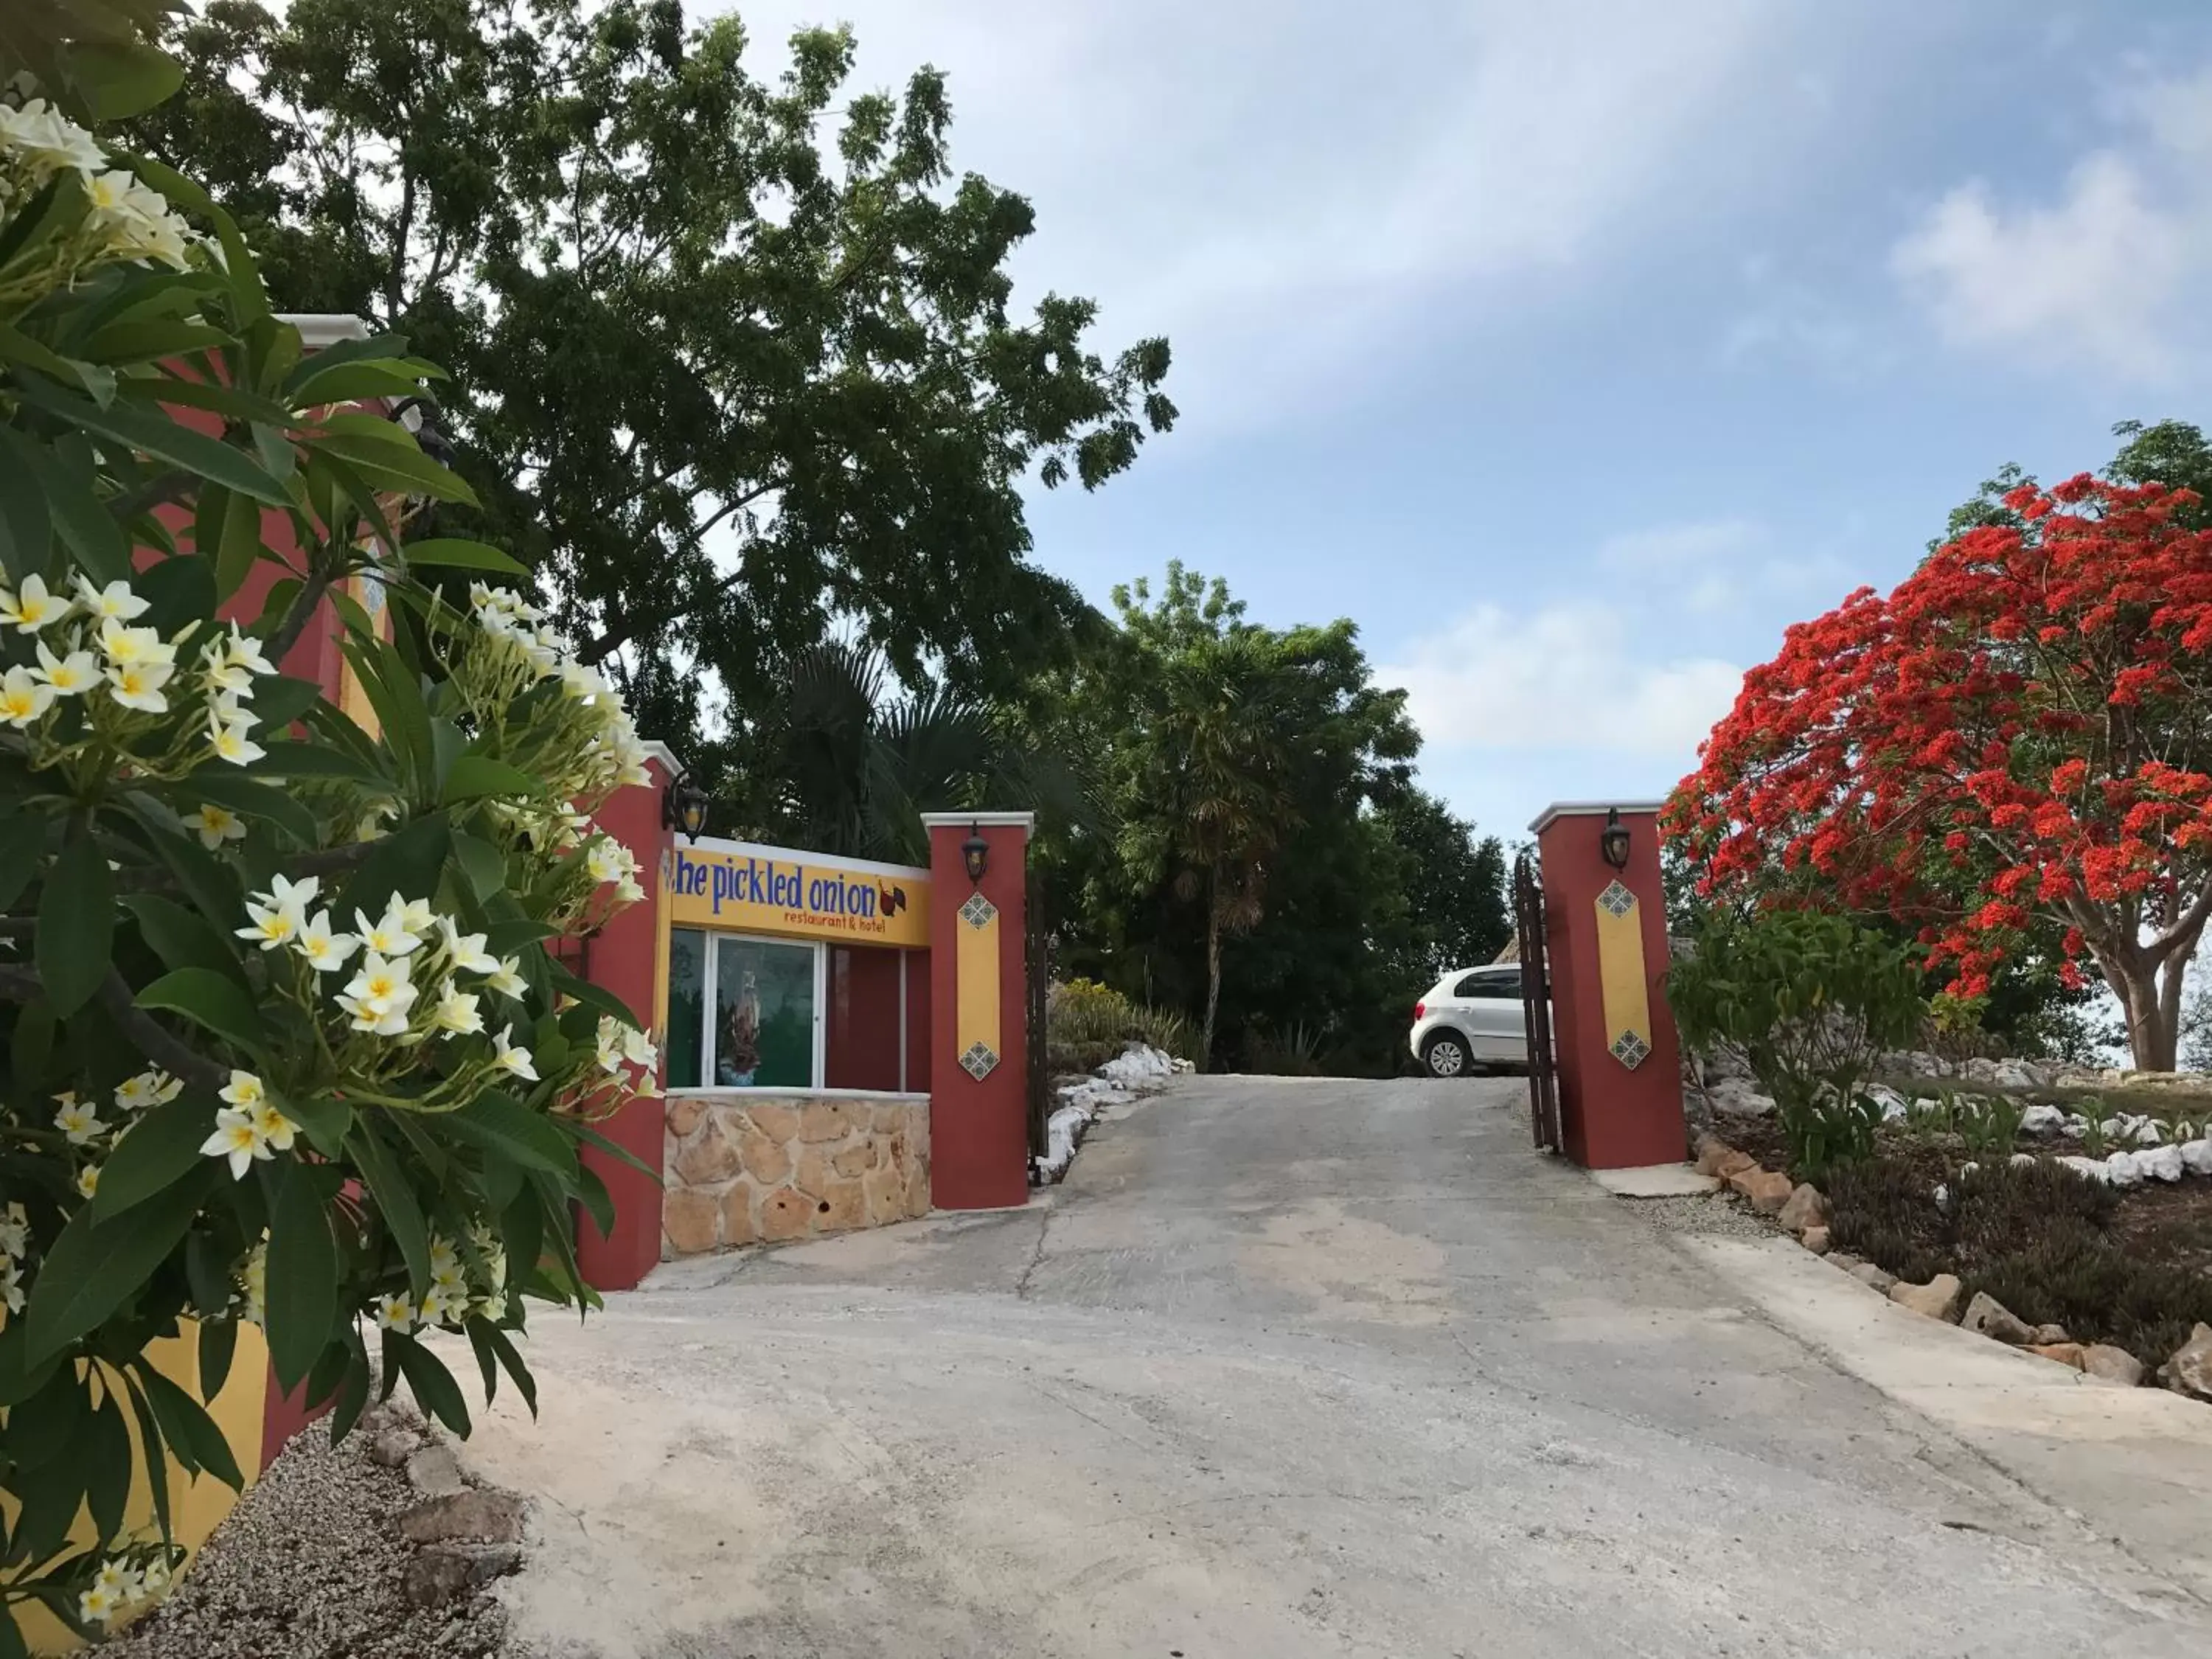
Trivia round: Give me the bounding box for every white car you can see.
[1410,964,1531,1077]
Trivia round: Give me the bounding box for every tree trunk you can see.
[1201,895,1223,1075]
[2107,957,2180,1073]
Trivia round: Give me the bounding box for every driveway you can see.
[458,1077,2209,1657]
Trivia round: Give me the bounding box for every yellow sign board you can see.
[664,838,931,947]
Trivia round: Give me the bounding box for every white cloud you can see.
[1379,600,1742,758]
[712,1,1786,431]
[1889,66,2212,378]
[1596,518,1762,574]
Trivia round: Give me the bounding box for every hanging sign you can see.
[663,838,931,947]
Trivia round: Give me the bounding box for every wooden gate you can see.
[1512,847,1562,1152]
[1026,861,1051,1172]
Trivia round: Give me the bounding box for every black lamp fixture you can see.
[1599,806,1632,871]
[662,774,709,841]
[961,821,991,885]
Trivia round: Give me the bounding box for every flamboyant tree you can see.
[1668,474,2212,1071]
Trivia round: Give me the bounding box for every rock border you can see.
[1035,1043,1187,1183]
[1692,1131,2212,1406]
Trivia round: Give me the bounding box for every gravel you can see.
[104,1407,513,1659]
[1627,1189,1781,1239]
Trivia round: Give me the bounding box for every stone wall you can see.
[661,1094,931,1257]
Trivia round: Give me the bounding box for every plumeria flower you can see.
[585,838,636,886]
[77,1582,122,1627]
[373,1292,420,1333]
[491,1025,539,1082]
[70,575,149,622]
[430,981,484,1038]
[208,706,265,765]
[192,802,248,851]
[218,1071,266,1111]
[32,639,97,696]
[337,951,417,1035]
[74,1164,100,1199]
[437,919,502,975]
[115,1069,182,1112]
[97,619,172,668]
[250,1101,299,1155]
[218,625,276,679]
[0,574,68,633]
[417,1284,458,1328]
[1,1255,24,1313]
[0,1203,27,1259]
[295,910,360,974]
[621,1025,659,1071]
[106,657,174,714]
[240,1243,268,1326]
[0,99,107,177]
[353,904,424,957]
[484,956,529,1000]
[201,637,255,695]
[594,1016,626,1075]
[238,892,303,951]
[0,666,53,727]
[55,1096,104,1144]
[389,894,437,936]
[199,1105,277,1180]
[268,872,320,913]
[91,1559,143,1606]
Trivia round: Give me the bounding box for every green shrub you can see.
[1242,1021,1323,1077]
[1669,911,1927,1182]
[1045,978,1192,1072]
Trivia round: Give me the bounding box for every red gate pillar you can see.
[921,812,1034,1209]
[573,745,680,1290]
[1531,801,1686,1169]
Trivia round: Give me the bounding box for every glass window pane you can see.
[714,937,815,1089]
[667,929,705,1088]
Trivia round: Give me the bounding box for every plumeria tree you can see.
[1669,473,2212,1072]
[0,29,656,1648]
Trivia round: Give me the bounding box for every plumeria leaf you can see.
[136,1363,246,1490]
[136,967,268,1055]
[264,1161,338,1392]
[10,374,288,505]
[246,740,392,785]
[0,425,55,583]
[334,811,450,931]
[401,538,529,577]
[23,1170,216,1365]
[92,1095,219,1222]
[386,1329,471,1437]
[84,1388,133,1540]
[445,1091,578,1181]
[348,1124,431,1302]
[198,1315,238,1400]
[38,836,114,1018]
[122,894,251,987]
[548,964,642,1032]
[443,754,539,806]
[282,1094,354,1160]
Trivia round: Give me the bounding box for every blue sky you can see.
[714,1,2212,844]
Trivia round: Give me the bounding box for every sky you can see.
[707,0,2212,845]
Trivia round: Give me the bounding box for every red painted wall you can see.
[926,822,1030,1209]
[826,945,903,1092]
[1534,808,1686,1170]
[574,760,676,1290]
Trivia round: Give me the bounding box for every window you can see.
[1458,970,1520,1000]
[667,929,706,1088]
[712,936,817,1088]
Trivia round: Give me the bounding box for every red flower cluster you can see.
[1664,477,2212,999]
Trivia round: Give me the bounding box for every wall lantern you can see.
[961,822,991,885]
[1599,806,1632,871]
[662,774,709,841]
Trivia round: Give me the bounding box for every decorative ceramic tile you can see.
[960,1040,1000,1079]
[1610,1029,1651,1070]
[1597,880,1636,919]
[959,892,998,929]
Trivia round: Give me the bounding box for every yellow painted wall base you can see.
[6,1322,271,1654]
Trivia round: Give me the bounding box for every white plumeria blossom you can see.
[250,1101,298,1155]
[389,894,437,936]
[238,894,302,950]
[70,575,148,622]
[0,1203,28,1260]
[594,1016,625,1075]
[97,619,172,669]
[0,1256,22,1315]
[105,657,173,714]
[295,909,360,974]
[240,1241,268,1326]
[430,981,484,1038]
[491,1024,538,1081]
[354,900,425,957]
[54,1096,103,1144]
[218,1071,265,1111]
[114,1069,182,1113]
[32,639,97,695]
[438,919,501,975]
[374,1292,419,1333]
[0,99,107,178]
[74,1165,99,1199]
[0,665,52,727]
[199,1105,279,1179]
[77,1582,121,1627]
[337,950,417,1035]
[208,706,265,765]
[268,872,319,913]
[620,1025,659,1071]
[0,573,68,633]
[484,956,528,1000]
[192,801,247,850]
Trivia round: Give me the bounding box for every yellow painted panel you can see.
[1593,890,1653,1067]
[334,574,388,742]
[666,840,931,947]
[7,1321,271,1653]
[955,900,1001,1068]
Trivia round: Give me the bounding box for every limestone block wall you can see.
[661,1094,931,1256]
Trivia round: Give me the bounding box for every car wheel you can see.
[1422,1032,1469,1078]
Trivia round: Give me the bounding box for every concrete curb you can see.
[1677,1234,2212,1608]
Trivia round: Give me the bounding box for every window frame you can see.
[672,928,827,1093]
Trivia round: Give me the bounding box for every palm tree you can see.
[767,642,1095,864]
[1124,632,1300,1068]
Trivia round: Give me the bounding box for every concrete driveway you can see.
[457,1077,2211,1657]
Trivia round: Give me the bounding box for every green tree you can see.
[733,641,1095,866]
[1371,791,1511,981]
[124,0,1174,757]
